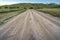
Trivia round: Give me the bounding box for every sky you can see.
[0,0,60,5]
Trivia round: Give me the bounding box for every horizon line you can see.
[0,2,60,6]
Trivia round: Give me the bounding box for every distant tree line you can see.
[0,3,60,9]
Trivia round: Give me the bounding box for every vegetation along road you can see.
[0,9,60,40]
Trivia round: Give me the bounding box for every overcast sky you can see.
[0,0,60,5]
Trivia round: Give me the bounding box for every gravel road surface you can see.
[0,9,60,40]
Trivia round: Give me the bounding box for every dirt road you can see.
[0,9,60,40]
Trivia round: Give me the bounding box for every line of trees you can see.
[0,3,60,9]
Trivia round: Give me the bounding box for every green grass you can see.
[37,8,60,17]
[0,9,26,25]
[0,8,21,13]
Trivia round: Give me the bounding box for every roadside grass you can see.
[0,9,26,25]
[0,8,22,13]
[37,8,60,17]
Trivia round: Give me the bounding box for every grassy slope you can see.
[0,9,19,13]
[0,9,26,25]
[37,8,60,17]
